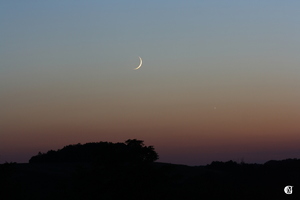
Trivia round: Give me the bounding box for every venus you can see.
[134,57,142,70]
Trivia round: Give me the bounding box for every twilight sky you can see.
[1,1,300,165]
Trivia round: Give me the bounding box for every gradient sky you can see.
[1,1,300,165]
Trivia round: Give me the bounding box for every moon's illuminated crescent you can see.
[134,57,142,70]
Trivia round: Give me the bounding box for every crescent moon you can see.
[134,57,142,70]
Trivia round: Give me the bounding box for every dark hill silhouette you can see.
[29,139,159,165]
[2,139,300,199]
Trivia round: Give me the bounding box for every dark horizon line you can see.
[2,157,300,167]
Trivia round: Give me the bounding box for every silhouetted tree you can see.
[125,139,159,164]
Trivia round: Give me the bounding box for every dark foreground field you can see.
[1,160,300,200]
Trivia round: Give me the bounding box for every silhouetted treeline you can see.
[3,140,300,199]
[207,160,261,172]
[29,139,158,165]
[207,158,300,172]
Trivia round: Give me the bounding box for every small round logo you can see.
[284,186,293,194]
